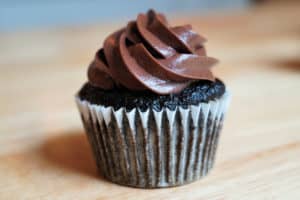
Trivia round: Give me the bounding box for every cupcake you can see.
[76,10,230,188]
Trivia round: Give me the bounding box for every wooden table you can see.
[1,2,300,199]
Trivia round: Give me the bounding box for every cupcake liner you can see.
[76,91,230,188]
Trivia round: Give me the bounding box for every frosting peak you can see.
[88,10,218,94]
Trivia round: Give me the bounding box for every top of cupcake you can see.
[88,10,218,95]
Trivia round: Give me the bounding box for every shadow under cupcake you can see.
[76,10,230,188]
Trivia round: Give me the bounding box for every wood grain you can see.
[0,2,300,200]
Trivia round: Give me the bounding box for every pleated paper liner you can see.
[76,91,230,188]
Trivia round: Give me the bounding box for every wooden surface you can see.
[1,2,300,200]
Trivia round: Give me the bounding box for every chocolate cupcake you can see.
[76,10,230,188]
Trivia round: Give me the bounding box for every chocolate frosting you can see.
[88,10,218,94]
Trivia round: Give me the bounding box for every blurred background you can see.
[2,0,297,31]
[0,0,300,199]
[1,0,250,32]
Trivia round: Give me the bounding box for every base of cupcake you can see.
[76,92,230,188]
[107,168,214,188]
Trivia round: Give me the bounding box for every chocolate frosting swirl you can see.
[88,10,218,94]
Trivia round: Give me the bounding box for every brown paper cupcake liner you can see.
[76,91,230,188]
